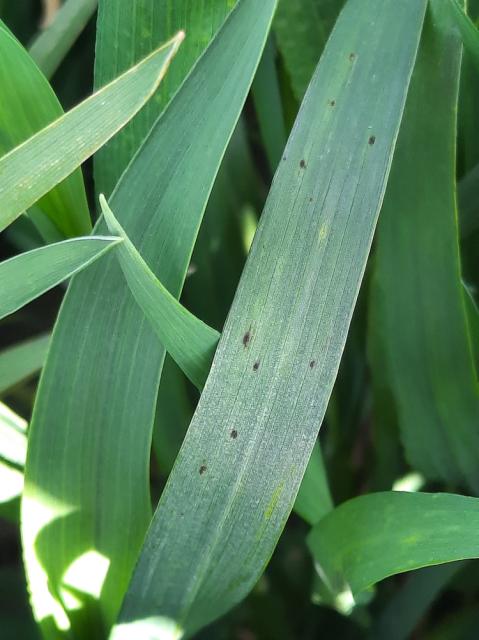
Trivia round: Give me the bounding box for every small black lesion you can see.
[328,99,336,107]
[309,360,316,369]
[253,361,260,371]
[349,52,356,61]
[230,429,238,439]
[368,135,376,146]
[309,197,314,203]
[199,464,207,475]
[243,330,251,348]
[300,159,306,169]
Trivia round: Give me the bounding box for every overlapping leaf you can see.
[0,33,182,233]
[371,0,479,490]
[0,19,90,237]
[114,1,427,637]
[23,1,277,635]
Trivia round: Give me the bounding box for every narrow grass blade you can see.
[293,442,333,525]
[0,33,183,234]
[252,37,287,172]
[372,0,479,490]
[459,164,479,237]
[371,563,465,640]
[94,0,235,197]
[23,1,277,636]
[308,492,479,598]
[0,19,90,237]
[114,1,427,636]
[0,334,50,395]
[29,0,98,79]
[447,0,479,69]
[0,237,121,322]
[100,196,220,390]
[274,0,344,101]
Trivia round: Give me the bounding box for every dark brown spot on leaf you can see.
[253,361,260,371]
[300,159,306,169]
[369,135,376,146]
[329,99,336,107]
[230,429,238,439]
[199,465,207,475]
[243,331,251,348]
[349,52,356,61]
[309,360,316,369]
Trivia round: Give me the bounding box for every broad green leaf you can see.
[308,492,479,597]
[23,1,277,636]
[0,19,90,237]
[101,196,335,525]
[0,237,121,322]
[0,33,183,234]
[94,0,235,197]
[372,0,479,490]
[274,0,344,101]
[100,196,220,390]
[29,0,98,80]
[114,1,427,636]
[0,334,50,395]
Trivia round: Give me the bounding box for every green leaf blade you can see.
[0,237,121,322]
[308,492,479,597]
[0,33,183,234]
[115,0,427,636]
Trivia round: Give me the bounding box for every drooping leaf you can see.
[371,0,479,491]
[114,1,427,637]
[308,492,479,598]
[0,237,121,322]
[0,334,50,395]
[0,33,183,234]
[100,195,220,391]
[94,0,235,197]
[0,19,90,237]
[23,1,277,636]
[29,0,98,80]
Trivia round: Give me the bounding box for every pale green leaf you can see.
[0,32,183,234]
[0,19,90,237]
[0,237,121,322]
[29,0,98,79]
[23,1,277,635]
[115,1,427,636]
[0,334,50,395]
[308,492,479,597]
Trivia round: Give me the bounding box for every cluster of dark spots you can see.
[300,159,307,169]
[368,135,376,146]
[349,52,356,61]
[309,360,316,369]
[199,464,207,475]
[253,361,260,371]
[328,99,336,107]
[242,330,251,348]
[230,429,238,439]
